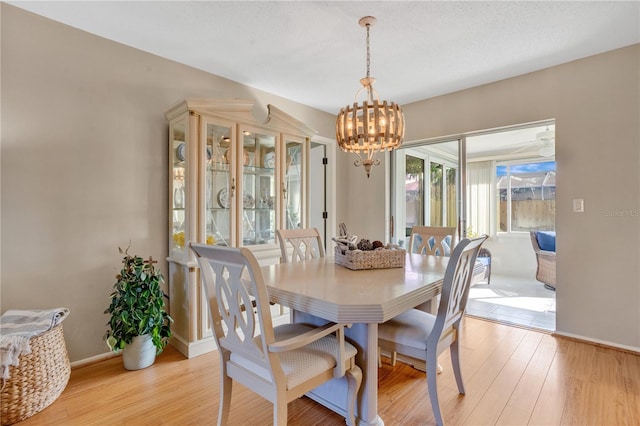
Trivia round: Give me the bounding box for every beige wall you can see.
[0,5,336,361]
[346,44,640,351]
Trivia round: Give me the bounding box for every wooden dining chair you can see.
[276,228,325,263]
[189,243,362,426]
[408,226,457,256]
[378,235,488,426]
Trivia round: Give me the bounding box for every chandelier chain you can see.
[365,24,371,78]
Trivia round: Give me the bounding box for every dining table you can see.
[260,253,449,426]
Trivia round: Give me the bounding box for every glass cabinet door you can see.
[241,129,277,246]
[284,136,306,230]
[204,121,233,247]
[170,118,187,259]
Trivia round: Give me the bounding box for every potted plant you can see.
[104,245,173,370]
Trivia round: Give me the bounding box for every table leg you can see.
[343,323,385,426]
[360,322,385,426]
[293,312,384,425]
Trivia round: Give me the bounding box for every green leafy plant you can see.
[104,245,173,354]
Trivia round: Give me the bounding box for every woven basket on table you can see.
[1,324,70,425]
[334,246,406,270]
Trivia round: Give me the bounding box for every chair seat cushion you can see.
[231,323,357,389]
[378,309,437,351]
[473,260,487,274]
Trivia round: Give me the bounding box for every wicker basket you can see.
[1,324,70,425]
[334,246,406,270]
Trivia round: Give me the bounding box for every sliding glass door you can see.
[391,139,463,247]
[391,124,556,332]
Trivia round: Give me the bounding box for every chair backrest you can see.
[429,235,488,348]
[189,243,280,377]
[276,228,325,263]
[408,226,457,256]
[530,231,542,253]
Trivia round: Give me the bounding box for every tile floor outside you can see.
[466,273,556,332]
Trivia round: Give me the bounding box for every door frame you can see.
[390,137,466,245]
[309,135,336,250]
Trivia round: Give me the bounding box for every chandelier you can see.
[336,16,405,178]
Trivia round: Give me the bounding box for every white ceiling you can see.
[8,1,640,115]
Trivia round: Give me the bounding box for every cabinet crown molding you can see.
[165,99,317,137]
[265,104,317,137]
[165,98,257,122]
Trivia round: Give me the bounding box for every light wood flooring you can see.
[16,316,640,425]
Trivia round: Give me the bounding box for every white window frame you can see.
[496,157,556,234]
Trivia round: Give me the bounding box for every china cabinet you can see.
[165,99,315,357]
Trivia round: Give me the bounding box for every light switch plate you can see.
[573,198,584,213]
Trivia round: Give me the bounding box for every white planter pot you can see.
[122,334,156,370]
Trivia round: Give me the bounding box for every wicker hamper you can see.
[1,324,70,425]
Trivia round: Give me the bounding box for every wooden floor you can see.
[16,316,640,425]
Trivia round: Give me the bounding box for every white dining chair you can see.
[276,228,325,263]
[189,243,362,426]
[275,228,326,322]
[379,225,458,369]
[378,235,488,426]
[408,226,457,256]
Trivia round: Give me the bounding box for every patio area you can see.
[466,273,556,332]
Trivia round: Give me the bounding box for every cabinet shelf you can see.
[243,166,275,174]
[207,207,274,212]
[207,163,230,172]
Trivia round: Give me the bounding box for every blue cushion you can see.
[477,257,490,266]
[536,231,556,252]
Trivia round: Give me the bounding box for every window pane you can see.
[498,161,555,232]
[446,167,457,227]
[430,162,443,226]
[405,155,424,236]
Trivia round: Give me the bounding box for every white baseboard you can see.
[554,330,640,354]
[70,351,119,369]
[70,313,294,368]
[69,336,216,369]
[169,334,217,358]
